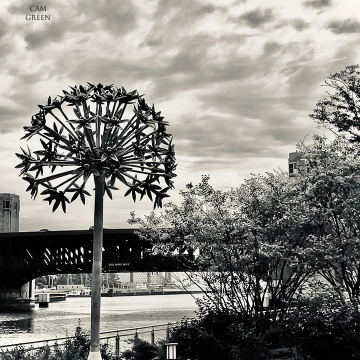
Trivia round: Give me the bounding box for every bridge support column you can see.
[0,280,36,311]
[38,293,50,308]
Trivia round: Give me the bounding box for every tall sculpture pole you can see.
[89,176,104,359]
[16,83,177,359]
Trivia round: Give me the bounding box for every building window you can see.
[14,203,17,212]
[3,201,10,209]
[289,163,294,174]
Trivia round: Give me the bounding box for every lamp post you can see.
[165,343,178,360]
[16,83,177,360]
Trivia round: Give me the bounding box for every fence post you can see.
[115,333,120,359]
[151,328,155,345]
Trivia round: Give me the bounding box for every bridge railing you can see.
[0,322,172,358]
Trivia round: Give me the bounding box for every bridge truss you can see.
[0,229,194,287]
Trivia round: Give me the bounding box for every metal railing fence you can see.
[0,322,172,358]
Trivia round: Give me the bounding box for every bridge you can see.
[0,228,195,310]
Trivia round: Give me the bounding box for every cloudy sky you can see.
[0,0,359,231]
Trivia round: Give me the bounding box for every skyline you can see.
[0,0,359,231]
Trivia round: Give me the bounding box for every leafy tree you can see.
[310,64,360,142]
[16,83,176,360]
[56,275,69,286]
[293,134,360,302]
[36,275,48,288]
[130,173,316,333]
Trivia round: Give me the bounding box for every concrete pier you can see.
[0,280,36,311]
[38,293,50,308]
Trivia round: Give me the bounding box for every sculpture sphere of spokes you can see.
[16,83,176,359]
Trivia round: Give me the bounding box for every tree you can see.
[35,275,48,289]
[16,83,176,360]
[310,64,360,142]
[130,173,316,334]
[55,274,69,286]
[294,134,360,302]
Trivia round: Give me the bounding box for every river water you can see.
[0,294,200,346]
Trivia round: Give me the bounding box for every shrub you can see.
[121,337,164,360]
[168,309,270,360]
[0,324,115,360]
[277,293,360,359]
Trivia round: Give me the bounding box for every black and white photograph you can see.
[0,0,359,359]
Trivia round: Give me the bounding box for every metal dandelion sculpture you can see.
[16,83,176,360]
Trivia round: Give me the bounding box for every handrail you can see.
[100,322,170,335]
[0,322,172,349]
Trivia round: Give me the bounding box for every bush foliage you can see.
[168,309,269,360]
[276,293,360,359]
[0,324,114,360]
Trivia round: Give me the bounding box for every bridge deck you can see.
[0,229,194,286]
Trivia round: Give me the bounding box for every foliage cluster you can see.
[0,325,165,360]
[130,131,360,326]
[0,325,113,360]
[129,168,319,333]
[295,134,360,301]
[168,309,269,360]
[276,292,360,359]
[165,296,360,360]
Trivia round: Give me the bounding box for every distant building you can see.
[288,152,302,178]
[288,152,312,178]
[0,193,20,233]
[116,271,171,285]
[57,284,85,291]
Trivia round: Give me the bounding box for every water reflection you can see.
[0,317,33,334]
[0,294,198,346]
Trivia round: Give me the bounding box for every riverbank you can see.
[103,289,204,297]
[35,287,204,298]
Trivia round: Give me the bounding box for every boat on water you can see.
[67,289,82,297]
[67,288,91,297]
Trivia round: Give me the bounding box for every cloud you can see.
[0,106,28,134]
[263,41,283,56]
[302,0,332,9]
[291,18,310,31]
[275,18,310,32]
[327,19,360,34]
[0,19,7,39]
[141,0,225,49]
[237,8,274,28]
[11,0,139,50]
[154,0,219,19]
[75,0,139,35]
[24,22,67,50]
[169,81,318,169]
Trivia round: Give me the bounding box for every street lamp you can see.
[165,343,178,359]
